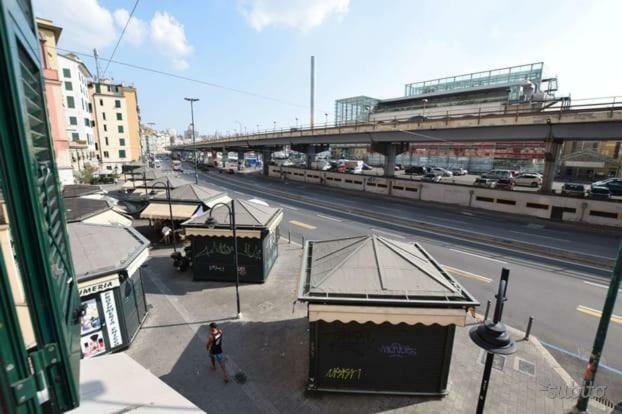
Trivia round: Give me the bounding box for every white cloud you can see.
[34,0,116,49]
[113,8,147,46]
[150,11,193,70]
[239,0,349,31]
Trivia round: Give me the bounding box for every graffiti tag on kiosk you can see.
[325,367,362,381]
[378,342,417,358]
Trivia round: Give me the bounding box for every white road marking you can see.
[584,280,622,292]
[370,228,405,239]
[449,248,507,264]
[279,204,299,210]
[509,230,570,243]
[317,214,343,222]
[461,211,474,216]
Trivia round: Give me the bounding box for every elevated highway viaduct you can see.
[170,104,622,192]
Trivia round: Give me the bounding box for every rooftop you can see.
[68,222,149,280]
[154,183,225,204]
[62,184,103,199]
[184,199,282,228]
[298,235,478,307]
[63,197,110,222]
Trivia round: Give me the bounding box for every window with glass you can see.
[62,68,71,78]
[103,124,107,132]
[64,81,72,91]
[71,132,79,141]
[116,113,122,120]
[118,125,124,133]
[102,112,106,120]
[69,116,77,125]
[105,137,109,146]
[99,98,103,106]
[119,138,125,146]
[103,151,109,158]
[119,150,126,158]
[67,96,75,108]
[115,99,121,108]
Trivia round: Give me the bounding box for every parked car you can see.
[590,186,612,200]
[481,169,512,179]
[591,178,622,196]
[474,177,497,188]
[405,166,427,175]
[431,167,453,177]
[561,183,586,197]
[422,173,441,182]
[450,167,468,176]
[514,173,542,187]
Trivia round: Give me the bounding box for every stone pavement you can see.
[126,240,610,413]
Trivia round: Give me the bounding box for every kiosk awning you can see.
[140,202,198,220]
[309,304,466,327]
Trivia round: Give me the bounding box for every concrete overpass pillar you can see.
[384,143,397,177]
[306,145,316,169]
[542,138,563,193]
[237,151,245,171]
[262,149,272,176]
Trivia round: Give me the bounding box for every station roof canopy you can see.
[68,223,149,281]
[184,199,283,229]
[297,235,478,308]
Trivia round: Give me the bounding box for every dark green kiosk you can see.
[297,235,479,395]
[68,223,150,358]
[182,199,283,283]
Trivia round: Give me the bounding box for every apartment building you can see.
[57,53,97,173]
[36,18,73,184]
[88,80,141,171]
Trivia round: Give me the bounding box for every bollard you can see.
[288,230,291,244]
[301,235,305,248]
[484,300,491,321]
[524,316,534,340]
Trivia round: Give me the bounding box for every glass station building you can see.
[332,63,557,172]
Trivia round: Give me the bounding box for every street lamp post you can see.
[470,268,516,414]
[206,201,241,319]
[273,121,276,132]
[151,178,176,254]
[184,97,199,184]
[324,113,328,128]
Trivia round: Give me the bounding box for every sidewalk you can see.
[126,240,610,413]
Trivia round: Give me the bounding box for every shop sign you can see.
[101,290,123,348]
[79,274,120,296]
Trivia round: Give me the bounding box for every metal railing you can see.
[169,95,622,150]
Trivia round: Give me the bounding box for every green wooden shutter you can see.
[0,0,81,412]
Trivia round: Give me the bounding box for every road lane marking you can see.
[317,214,343,222]
[539,340,622,376]
[509,230,570,243]
[369,228,405,239]
[280,204,299,210]
[442,265,492,283]
[583,281,622,292]
[289,220,316,230]
[576,305,622,324]
[449,248,507,264]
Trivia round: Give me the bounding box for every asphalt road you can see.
[165,162,622,404]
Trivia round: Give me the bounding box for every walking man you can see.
[206,322,229,383]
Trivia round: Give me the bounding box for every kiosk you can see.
[297,235,479,395]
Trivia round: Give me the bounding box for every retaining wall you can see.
[268,166,622,227]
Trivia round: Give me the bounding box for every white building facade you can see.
[57,53,97,175]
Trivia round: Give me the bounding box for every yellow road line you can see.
[443,265,492,283]
[288,220,317,230]
[576,305,622,325]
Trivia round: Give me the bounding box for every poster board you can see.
[191,236,265,282]
[312,321,454,395]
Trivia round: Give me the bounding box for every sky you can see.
[34,0,622,136]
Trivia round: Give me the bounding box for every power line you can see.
[102,0,140,77]
[55,46,310,109]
